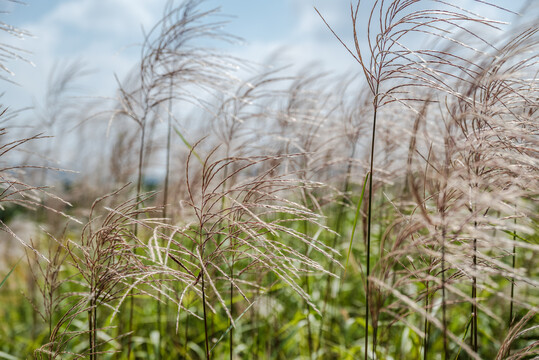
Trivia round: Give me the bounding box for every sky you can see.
[1,0,531,112]
[1,0,357,111]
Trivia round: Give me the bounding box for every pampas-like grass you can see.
[158,143,340,359]
[109,1,244,354]
[0,125,77,260]
[316,0,538,359]
[1,0,537,358]
[0,0,33,84]
[35,188,169,359]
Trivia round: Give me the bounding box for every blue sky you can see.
[1,0,530,111]
[2,0,355,110]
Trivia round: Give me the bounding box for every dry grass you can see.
[0,0,537,359]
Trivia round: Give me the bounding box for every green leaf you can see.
[210,300,256,353]
[173,126,203,165]
[453,314,473,360]
[502,230,532,244]
[0,351,19,360]
[0,257,22,290]
[343,172,370,279]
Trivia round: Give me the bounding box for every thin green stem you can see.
[128,292,134,358]
[343,171,369,280]
[442,215,448,360]
[185,301,190,356]
[454,314,474,360]
[127,118,146,359]
[472,234,478,353]
[509,214,517,327]
[88,286,96,360]
[317,143,356,355]
[156,75,174,360]
[302,218,313,360]
[135,123,146,209]
[423,278,430,360]
[163,80,173,221]
[88,309,93,360]
[229,261,234,360]
[202,270,210,360]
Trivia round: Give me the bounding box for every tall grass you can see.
[0,0,537,359]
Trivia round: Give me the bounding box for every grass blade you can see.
[210,301,257,353]
[0,257,22,290]
[174,126,203,165]
[343,171,369,280]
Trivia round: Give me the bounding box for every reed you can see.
[1,1,537,359]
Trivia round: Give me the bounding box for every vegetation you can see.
[0,0,537,359]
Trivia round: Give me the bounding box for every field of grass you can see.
[0,0,537,359]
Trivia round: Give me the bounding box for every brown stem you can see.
[365,84,379,360]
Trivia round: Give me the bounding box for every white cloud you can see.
[2,0,529,114]
[2,0,360,113]
[228,0,358,78]
[295,0,350,38]
[2,0,167,110]
[44,0,161,37]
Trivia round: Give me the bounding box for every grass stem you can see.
[365,83,379,360]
